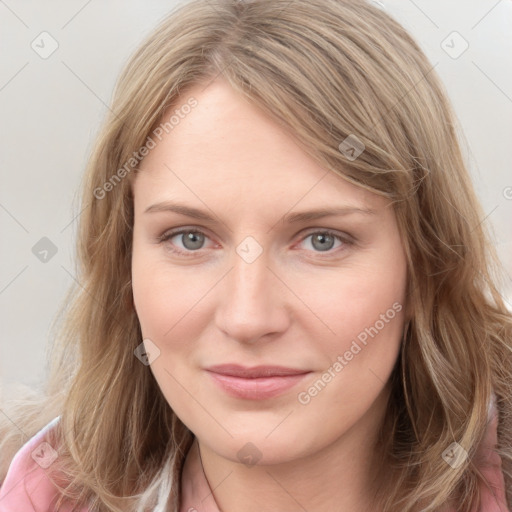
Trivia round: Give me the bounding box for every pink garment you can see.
[0,417,87,512]
[464,394,509,512]
[0,402,508,512]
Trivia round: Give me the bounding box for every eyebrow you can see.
[144,201,376,223]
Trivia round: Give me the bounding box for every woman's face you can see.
[131,78,408,465]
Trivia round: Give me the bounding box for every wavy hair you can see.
[1,0,511,510]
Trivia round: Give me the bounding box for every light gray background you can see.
[1,0,511,393]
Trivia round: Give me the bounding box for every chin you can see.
[198,425,316,467]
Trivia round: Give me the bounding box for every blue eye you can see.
[300,231,344,252]
[157,229,211,256]
[157,228,352,258]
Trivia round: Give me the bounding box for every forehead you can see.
[133,79,389,214]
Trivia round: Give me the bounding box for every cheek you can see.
[131,244,186,343]
[334,271,405,342]
[317,257,407,372]
[295,266,406,424]
[131,247,212,361]
[131,252,205,415]
[132,266,170,340]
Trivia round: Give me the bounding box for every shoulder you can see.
[0,416,86,512]
[471,394,510,512]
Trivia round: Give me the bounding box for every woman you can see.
[0,0,510,510]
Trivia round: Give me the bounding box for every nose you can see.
[214,246,290,345]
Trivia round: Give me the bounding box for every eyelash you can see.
[156,227,353,258]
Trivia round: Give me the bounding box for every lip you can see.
[206,364,310,378]
[205,364,312,400]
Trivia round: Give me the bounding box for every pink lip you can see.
[205,364,311,400]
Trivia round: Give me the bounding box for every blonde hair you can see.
[1,0,511,510]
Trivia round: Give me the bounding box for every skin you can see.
[131,78,409,512]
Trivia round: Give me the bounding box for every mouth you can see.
[205,364,312,400]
